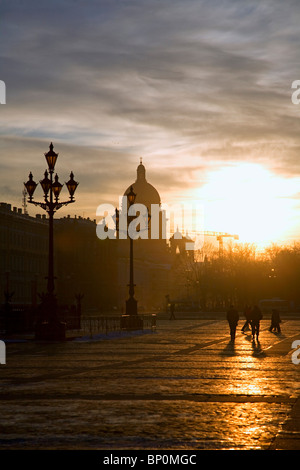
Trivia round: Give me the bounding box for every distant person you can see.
[269,309,281,333]
[169,302,176,320]
[250,305,263,341]
[165,294,170,314]
[226,305,239,341]
[241,305,252,333]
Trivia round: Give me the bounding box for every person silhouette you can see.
[269,309,281,333]
[169,302,176,320]
[226,305,239,341]
[241,305,252,333]
[250,305,263,341]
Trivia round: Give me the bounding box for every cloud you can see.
[1,0,300,229]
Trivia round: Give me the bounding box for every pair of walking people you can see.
[227,305,262,342]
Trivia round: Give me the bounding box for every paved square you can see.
[1,314,300,449]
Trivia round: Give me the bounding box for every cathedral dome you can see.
[124,160,161,208]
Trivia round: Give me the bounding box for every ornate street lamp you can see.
[40,170,51,196]
[66,171,78,201]
[24,172,38,202]
[44,142,58,171]
[127,185,136,206]
[126,186,138,318]
[24,142,79,340]
[116,186,150,330]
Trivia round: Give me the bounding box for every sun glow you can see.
[193,163,300,247]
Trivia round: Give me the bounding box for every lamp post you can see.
[126,185,138,317]
[116,186,150,330]
[24,142,78,340]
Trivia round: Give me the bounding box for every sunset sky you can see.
[1,0,300,247]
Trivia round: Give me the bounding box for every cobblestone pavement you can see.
[0,315,300,450]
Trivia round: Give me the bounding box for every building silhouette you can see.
[0,161,195,328]
[0,204,116,313]
[55,215,117,311]
[0,202,48,306]
[118,160,171,310]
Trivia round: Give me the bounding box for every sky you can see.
[1,0,300,247]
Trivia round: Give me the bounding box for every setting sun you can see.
[3,0,300,453]
[193,163,300,247]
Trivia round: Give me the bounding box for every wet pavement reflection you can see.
[0,316,300,449]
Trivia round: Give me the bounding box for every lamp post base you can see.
[35,320,66,341]
[35,292,66,341]
[120,314,143,331]
[125,296,138,316]
[121,297,143,330]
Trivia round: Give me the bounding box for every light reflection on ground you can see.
[0,317,299,449]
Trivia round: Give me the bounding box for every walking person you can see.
[269,309,281,333]
[241,305,252,333]
[227,305,239,342]
[250,305,263,341]
[169,302,176,320]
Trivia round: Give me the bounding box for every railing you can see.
[73,313,156,339]
[0,304,156,338]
